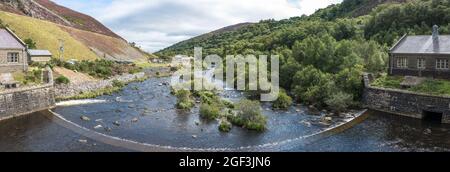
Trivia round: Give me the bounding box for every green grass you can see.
[372,74,450,96]
[408,79,450,96]
[135,61,168,68]
[371,74,403,89]
[0,11,98,61]
[57,75,147,101]
[58,86,122,101]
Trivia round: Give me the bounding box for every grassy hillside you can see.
[59,26,147,62]
[0,11,98,61]
[0,11,150,62]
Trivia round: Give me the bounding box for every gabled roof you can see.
[390,35,450,54]
[0,28,26,49]
[28,49,52,56]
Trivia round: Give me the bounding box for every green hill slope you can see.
[0,11,150,62]
[0,11,98,61]
[156,0,450,110]
[156,0,412,58]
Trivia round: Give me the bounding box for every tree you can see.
[292,66,335,106]
[272,90,293,109]
[292,34,338,73]
[24,38,37,49]
[335,64,364,99]
[280,61,302,89]
[325,91,353,113]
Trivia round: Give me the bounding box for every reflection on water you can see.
[296,112,450,152]
[0,75,449,152]
[53,77,326,149]
[0,111,129,152]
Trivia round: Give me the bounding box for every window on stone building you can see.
[397,57,408,68]
[7,52,19,63]
[436,59,449,70]
[417,58,426,69]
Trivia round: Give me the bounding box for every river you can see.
[0,75,449,152]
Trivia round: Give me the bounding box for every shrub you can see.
[230,99,267,131]
[200,103,220,120]
[222,100,235,109]
[170,66,180,72]
[24,38,37,49]
[175,89,194,110]
[55,76,70,84]
[23,69,43,84]
[272,90,293,109]
[371,74,403,89]
[325,91,353,113]
[218,119,232,132]
[292,66,335,106]
[197,91,220,105]
[112,80,125,88]
[49,59,141,79]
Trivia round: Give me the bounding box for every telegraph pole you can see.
[58,39,65,60]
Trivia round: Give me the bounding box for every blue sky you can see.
[53,0,342,52]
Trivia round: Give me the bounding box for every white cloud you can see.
[54,0,342,52]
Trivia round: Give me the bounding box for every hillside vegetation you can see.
[0,0,121,39]
[0,11,148,62]
[0,11,98,61]
[157,0,450,111]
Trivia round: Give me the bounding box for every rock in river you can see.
[113,121,121,126]
[80,116,91,121]
[424,128,432,135]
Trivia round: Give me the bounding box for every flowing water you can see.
[0,75,449,152]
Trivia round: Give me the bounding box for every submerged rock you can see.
[78,139,88,144]
[104,127,112,132]
[113,121,121,126]
[424,129,432,135]
[324,117,333,122]
[299,120,312,127]
[192,135,198,139]
[131,118,139,123]
[94,125,103,129]
[80,116,91,121]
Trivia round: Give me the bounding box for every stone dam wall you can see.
[362,74,450,124]
[0,70,145,121]
[54,72,145,99]
[0,85,55,121]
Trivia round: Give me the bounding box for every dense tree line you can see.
[157,0,450,111]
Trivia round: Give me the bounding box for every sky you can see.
[53,0,342,53]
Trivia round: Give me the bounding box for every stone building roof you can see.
[391,35,450,54]
[0,28,26,49]
[28,49,52,56]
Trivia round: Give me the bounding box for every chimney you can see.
[433,25,439,43]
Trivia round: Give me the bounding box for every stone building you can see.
[28,49,52,63]
[389,25,450,79]
[0,27,28,73]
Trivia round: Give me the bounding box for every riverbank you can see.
[54,72,147,101]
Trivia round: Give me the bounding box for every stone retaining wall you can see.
[362,74,450,124]
[54,72,145,99]
[0,67,55,121]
